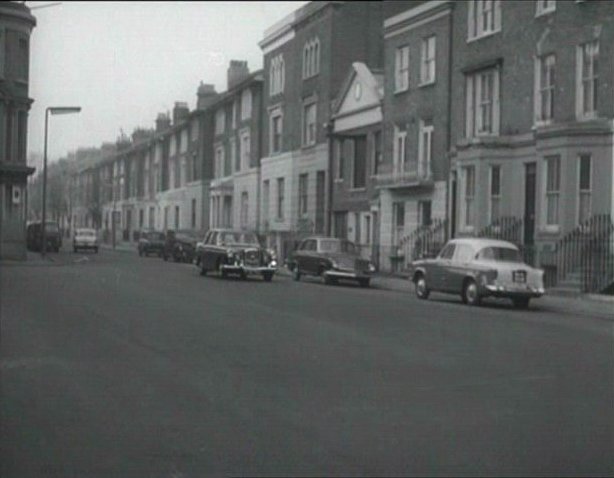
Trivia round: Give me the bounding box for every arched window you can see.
[302,38,320,79]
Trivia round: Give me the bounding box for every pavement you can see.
[2,248,613,477]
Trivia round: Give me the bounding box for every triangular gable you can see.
[333,62,383,119]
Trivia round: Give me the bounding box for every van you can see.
[26,221,62,252]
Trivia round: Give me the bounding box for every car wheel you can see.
[358,278,370,288]
[512,297,530,309]
[415,273,430,300]
[323,273,335,285]
[200,262,207,276]
[292,265,301,281]
[240,270,247,280]
[462,279,481,306]
[263,272,273,282]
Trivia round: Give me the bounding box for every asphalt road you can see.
[1,249,613,477]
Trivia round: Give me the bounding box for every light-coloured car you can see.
[408,238,545,308]
[73,228,99,253]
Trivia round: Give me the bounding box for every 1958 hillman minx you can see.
[407,238,545,308]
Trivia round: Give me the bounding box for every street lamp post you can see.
[41,106,81,258]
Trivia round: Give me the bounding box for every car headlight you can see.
[269,260,277,268]
[368,263,376,272]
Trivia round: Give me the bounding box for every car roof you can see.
[447,238,519,249]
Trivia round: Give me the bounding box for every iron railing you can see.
[477,216,523,244]
[398,218,448,265]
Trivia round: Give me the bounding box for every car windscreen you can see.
[219,232,260,246]
[146,233,164,241]
[45,223,59,232]
[77,230,96,237]
[319,239,356,254]
[477,246,522,262]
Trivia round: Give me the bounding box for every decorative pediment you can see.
[333,62,383,119]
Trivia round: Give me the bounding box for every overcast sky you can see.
[26,1,306,165]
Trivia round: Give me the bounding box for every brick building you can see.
[449,0,614,287]
[378,0,453,272]
[258,1,384,261]
[208,62,263,232]
[0,2,35,260]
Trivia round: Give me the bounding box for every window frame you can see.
[302,101,317,147]
[465,67,500,138]
[298,173,308,217]
[462,166,476,231]
[394,45,410,93]
[467,0,502,42]
[535,0,556,17]
[489,165,501,223]
[276,177,285,221]
[418,120,433,179]
[576,40,599,120]
[393,126,407,175]
[577,154,592,225]
[420,35,436,86]
[269,107,283,154]
[544,155,561,229]
[534,53,556,125]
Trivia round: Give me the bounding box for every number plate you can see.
[513,271,527,283]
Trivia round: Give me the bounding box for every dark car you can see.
[407,238,545,308]
[26,221,62,252]
[162,229,202,263]
[197,228,277,281]
[286,236,375,287]
[137,231,165,257]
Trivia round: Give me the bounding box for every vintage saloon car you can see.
[198,228,277,281]
[137,230,165,257]
[162,229,203,263]
[287,236,376,287]
[408,238,545,308]
[73,227,99,253]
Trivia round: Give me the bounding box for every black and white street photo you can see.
[1,1,613,477]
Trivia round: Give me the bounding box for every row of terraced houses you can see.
[69,0,614,292]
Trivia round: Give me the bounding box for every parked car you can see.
[73,227,99,253]
[26,221,62,252]
[162,229,203,263]
[137,231,165,257]
[197,228,277,281]
[407,238,545,308]
[286,236,376,287]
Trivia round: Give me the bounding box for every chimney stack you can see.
[196,82,218,110]
[227,60,249,90]
[155,112,171,132]
[172,101,190,125]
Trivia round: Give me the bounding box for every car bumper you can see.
[74,243,98,249]
[324,270,371,280]
[221,264,277,275]
[484,284,545,298]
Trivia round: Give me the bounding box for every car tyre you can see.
[200,262,207,276]
[263,272,274,282]
[292,265,301,281]
[462,279,481,306]
[323,273,335,285]
[73,246,78,253]
[358,278,370,288]
[415,274,430,300]
[512,297,530,309]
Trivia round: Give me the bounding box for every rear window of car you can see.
[477,247,521,262]
[77,229,96,236]
[46,223,59,232]
[146,232,164,240]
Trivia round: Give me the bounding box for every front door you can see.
[524,163,536,264]
[334,212,347,239]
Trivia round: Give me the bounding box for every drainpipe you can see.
[326,120,335,236]
[445,2,454,241]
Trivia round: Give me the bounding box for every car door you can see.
[429,243,456,291]
[202,231,217,269]
[293,240,307,271]
[448,243,475,293]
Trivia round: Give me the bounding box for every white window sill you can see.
[535,8,556,17]
[394,87,409,95]
[459,225,475,234]
[533,119,554,129]
[540,225,560,234]
[334,178,344,184]
[466,29,501,44]
[349,187,367,192]
[418,79,436,88]
[576,112,598,122]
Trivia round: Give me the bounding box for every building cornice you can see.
[384,1,451,38]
